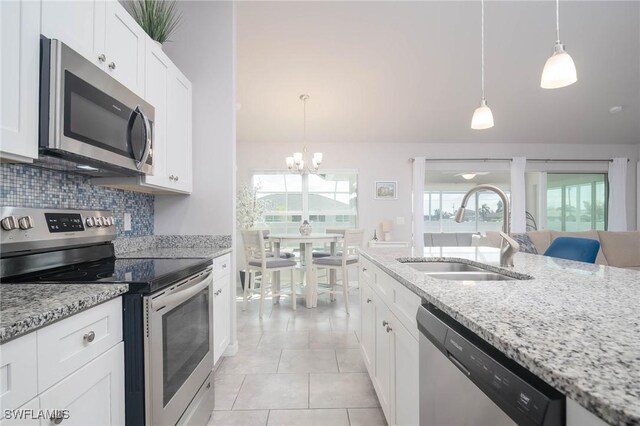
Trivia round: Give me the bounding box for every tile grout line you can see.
[229,374,247,411]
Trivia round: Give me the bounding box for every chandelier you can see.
[286,94,323,174]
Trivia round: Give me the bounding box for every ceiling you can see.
[237,1,640,145]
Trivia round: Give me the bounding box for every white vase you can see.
[299,221,312,236]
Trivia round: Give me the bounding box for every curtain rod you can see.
[409,158,629,163]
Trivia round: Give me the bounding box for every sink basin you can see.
[423,272,516,281]
[403,262,487,273]
[401,261,520,281]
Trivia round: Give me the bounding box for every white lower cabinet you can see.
[213,254,232,364]
[0,398,39,426]
[359,257,420,426]
[39,343,125,426]
[0,299,125,426]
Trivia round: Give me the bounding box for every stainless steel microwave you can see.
[39,37,154,176]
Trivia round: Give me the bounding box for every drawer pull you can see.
[222,263,227,269]
[382,320,389,327]
[386,325,393,333]
[366,298,372,303]
[83,331,96,343]
[362,267,367,272]
[50,414,64,424]
[108,61,116,70]
[98,53,106,63]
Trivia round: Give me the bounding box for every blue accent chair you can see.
[543,237,601,264]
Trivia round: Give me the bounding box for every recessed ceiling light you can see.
[609,106,623,114]
[461,173,477,180]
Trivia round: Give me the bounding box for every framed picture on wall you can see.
[375,181,397,199]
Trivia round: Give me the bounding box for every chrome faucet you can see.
[454,184,520,267]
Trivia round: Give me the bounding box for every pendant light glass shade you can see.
[471,99,494,130]
[471,0,494,130]
[540,42,577,89]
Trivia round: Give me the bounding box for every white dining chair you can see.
[241,230,298,317]
[312,229,364,314]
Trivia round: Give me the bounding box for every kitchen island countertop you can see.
[360,246,640,426]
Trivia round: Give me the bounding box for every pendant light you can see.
[471,0,494,130]
[540,0,577,89]
[286,94,323,174]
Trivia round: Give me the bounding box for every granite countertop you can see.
[117,247,232,259]
[360,246,640,426]
[0,283,128,344]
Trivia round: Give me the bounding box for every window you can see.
[424,191,509,233]
[252,172,358,233]
[546,173,607,231]
[424,170,510,233]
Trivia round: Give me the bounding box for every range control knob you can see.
[109,216,115,226]
[95,217,103,227]
[86,217,96,228]
[1,216,19,231]
[18,216,34,230]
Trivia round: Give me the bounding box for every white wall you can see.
[154,1,236,237]
[237,142,640,242]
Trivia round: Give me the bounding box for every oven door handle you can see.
[151,270,213,312]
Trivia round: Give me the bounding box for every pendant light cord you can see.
[555,0,560,42]
[481,0,485,100]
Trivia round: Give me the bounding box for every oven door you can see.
[145,268,214,426]
[41,37,154,176]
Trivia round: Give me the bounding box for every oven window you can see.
[162,289,210,406]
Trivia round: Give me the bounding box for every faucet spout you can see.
[454,184,516,267]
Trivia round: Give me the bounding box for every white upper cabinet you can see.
[41,0,106,69]
[103,0,145,96]
[143,39,171,189]
[166,67,193,193]
[42,0,145,96]
[0,0,40,161]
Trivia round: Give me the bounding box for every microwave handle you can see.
[137,106,152,170]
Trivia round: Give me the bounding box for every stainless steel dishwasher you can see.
[417,303,565,426]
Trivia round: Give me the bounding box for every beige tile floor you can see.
[208,285,387,426]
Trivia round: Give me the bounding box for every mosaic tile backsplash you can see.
[1,164,154,237]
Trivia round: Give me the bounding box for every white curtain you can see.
[412,157,426,252]
[509,157,527,233]
[608,158,628,231]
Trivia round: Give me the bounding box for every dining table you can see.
[268,233,343,308]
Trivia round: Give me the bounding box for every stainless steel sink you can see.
[402,261,520,281]
[422,272,517,281]
[403,262,488,273]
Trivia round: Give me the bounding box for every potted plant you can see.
[128,0,183,49]
[237,184,270,289]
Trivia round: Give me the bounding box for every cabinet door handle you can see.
[362,267,367,272]
[83,331,96,343]
[50,414,64,424]
[169,175,175,181]
[108,62,116,70]
[175,175,179,181]
[386,326,393,333]
[382,320,388,327]
[221,263,227,269]
[366,298,372,303]
[98,53,106,63]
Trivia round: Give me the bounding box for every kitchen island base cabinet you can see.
[359,257,420,426]
[39,342,125,426]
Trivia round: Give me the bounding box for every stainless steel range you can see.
[1,207,214,426]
